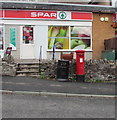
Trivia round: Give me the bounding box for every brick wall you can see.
[92,13,115,59]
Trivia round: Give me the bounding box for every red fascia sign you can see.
[72,12,92,21]
[5,10,57,19]
[1,10,93,21]
[0,10,3,18]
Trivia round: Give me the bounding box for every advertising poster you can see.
[48,26,91,50]
[23,26,33,44]
[70,26,91,49]
[0,26,3,50]
[10,28,16,50]
[48,26,69,49]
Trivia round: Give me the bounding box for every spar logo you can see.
[58,11,67,19]
[31,11,57,18]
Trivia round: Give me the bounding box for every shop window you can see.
[0,26,4,50]
[48,26,92,50]
[48,26,69,49]
[70,26,91,49]
[23,25,33,44]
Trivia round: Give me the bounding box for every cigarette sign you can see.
[1,10,92,21]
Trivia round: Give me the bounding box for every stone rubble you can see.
[85,59,116,81]
[2,62,17,76]
[1,55,17,76]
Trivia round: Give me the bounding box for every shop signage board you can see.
[9,28,16,50]
[1,10,93,21]
[0,10,3,18]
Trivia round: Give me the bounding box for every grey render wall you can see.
[5,25,20,59]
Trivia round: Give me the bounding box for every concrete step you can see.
[16,73,39,77]
[17,62,40,65]
[16,71,39,77]
[17,66,39,70]
[17,63,40,67]
[16,71,39,74]
[14,59,40,63]
[16,62,41,76]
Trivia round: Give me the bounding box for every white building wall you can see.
[34,26,48,59]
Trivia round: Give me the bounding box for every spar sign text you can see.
[1,10,92,21]
[31,11,57,19]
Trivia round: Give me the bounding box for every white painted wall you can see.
[2,20,92,27]
[112,0,117,6]
[34,26,48,59]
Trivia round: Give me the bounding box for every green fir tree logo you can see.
[59,11,67,19]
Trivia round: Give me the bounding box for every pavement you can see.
[1,76,116,98]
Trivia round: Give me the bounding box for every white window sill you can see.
[47,49,93,52]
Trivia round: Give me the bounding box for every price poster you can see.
[10,28,16,50]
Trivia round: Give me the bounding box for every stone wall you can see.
[2,62,17,76]
[2,55,17,76]
[1,59,116,82]
[38,60,57,79]
[38,59,116,82]
[85,59,116,81]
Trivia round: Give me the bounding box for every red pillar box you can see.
[75,50,85,82]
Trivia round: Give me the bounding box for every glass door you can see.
[20,25,35,59]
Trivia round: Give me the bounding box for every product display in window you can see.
[23,26,33,44]
[48,26,69,49]
[70,26,91,49]
[48,26,92,50]
[0,26,3,50]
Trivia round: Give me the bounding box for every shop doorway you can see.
[20,25,35,59]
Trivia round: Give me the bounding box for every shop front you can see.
[1,9,93,60]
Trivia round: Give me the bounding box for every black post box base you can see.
[76,75,85,82]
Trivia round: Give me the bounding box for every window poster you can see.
[23,25,33,44]
[0,26,3,50]
[70,26,91,49]
[48,26,92,50]
[48,26,69,49]
[10,28,16,50]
